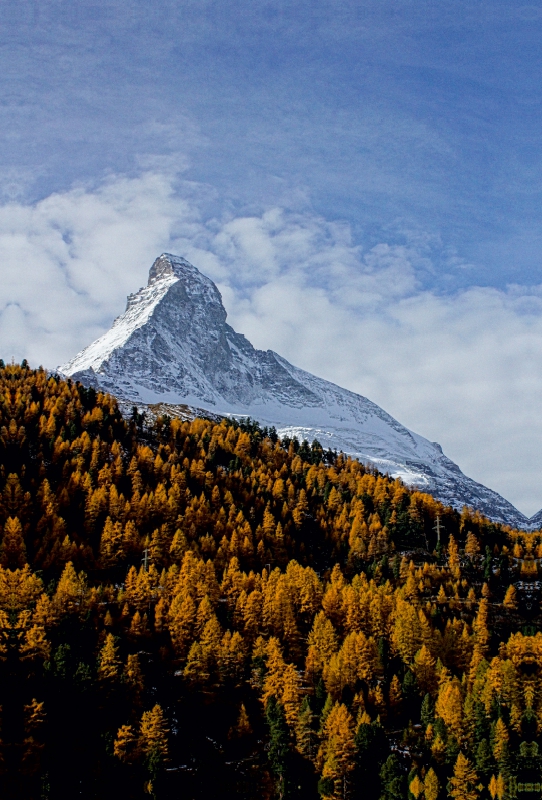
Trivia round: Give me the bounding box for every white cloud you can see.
[2,169,542,517]
[0,172,200,365]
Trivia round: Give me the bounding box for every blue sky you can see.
[7,0,542,289]
[4,0,542,514]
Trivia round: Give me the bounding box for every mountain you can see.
[60,253,536,529]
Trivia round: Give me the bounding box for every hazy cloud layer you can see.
[1,170,542,516]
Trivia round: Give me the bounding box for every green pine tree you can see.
[475,739,493,779]
[354,721,389,800]
[266,697,292,799]
[380,754,404,800]
[421,693,435,728]
[295,697,317,761]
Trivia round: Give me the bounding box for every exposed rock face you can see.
[61,253,536,528]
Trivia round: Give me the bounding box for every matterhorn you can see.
[60,253,536,528]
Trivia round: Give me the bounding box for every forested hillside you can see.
[0,363,540,800]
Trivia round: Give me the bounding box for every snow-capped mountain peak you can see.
[62,254,222,377]
[60,253,538,529]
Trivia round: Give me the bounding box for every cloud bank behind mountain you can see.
[1,169,542,516]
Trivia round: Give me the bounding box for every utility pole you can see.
[433,514,443,546]
[141,548,149,572]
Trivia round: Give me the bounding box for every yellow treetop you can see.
[140,704,169,760]
[98,633,122,681]
[449,753,479,800]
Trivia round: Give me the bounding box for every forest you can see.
[0,362,540,800]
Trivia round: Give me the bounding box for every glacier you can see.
[60,253,539,529]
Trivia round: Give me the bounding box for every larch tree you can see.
[317,702,356,800]
[424,768,439,800]
[140,703,169,781]
[449,753,480,800]
[503,585,517,611]
[98,633,122,682]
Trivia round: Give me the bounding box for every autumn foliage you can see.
[0,362,539,799]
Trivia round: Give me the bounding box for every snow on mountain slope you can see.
[60,253,536,529]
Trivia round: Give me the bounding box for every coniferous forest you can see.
[1,363,542,800]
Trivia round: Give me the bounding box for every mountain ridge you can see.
[60,253,539,529]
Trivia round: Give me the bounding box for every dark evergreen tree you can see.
[475,738,493,779]
[354,721,389,800]
[266,697,292,799]
[420,693,435,728]
[379,754,404,800]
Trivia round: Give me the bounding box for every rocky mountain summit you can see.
[60,253,537,528]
